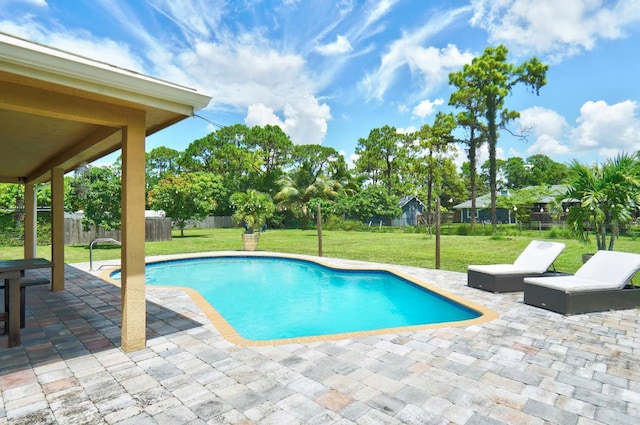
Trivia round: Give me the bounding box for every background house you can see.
[453,190,515,224]
[530,185,579,223]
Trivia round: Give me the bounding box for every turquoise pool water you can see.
[112,256,480,340]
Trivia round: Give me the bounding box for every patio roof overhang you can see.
[0,33,211,351]
[0,33,211,184]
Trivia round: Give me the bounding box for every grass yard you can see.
[1,227,638,274]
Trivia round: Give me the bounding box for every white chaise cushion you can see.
[512,240,566,273]
[575,250,640,288]
[468,264,544,275]
[523,275,619,292]
[524,250,640,293]
[468,240,566,275]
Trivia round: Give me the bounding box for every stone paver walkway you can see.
[1,252,639,424]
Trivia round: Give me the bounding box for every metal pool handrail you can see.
[90,238,121,271]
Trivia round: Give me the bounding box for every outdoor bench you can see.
[1,278,51,332]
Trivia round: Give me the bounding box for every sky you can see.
[3,0,640,169]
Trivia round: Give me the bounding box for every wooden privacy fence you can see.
[189,216,235,229]
[64,218,172,246]
[63,216,234,245]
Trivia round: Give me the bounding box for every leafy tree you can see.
[246,125,293,175]
[274,175,341,228]
[230,189,275,234]
[449,62,487,229]
[407,112,457,223]
[0,183,26,213]
[67,165,123,231]
[480,159,508,191]
[449,45,548,232]
[355,125,406,195]
[290,144,350,187]
[565,154,640,251]
[180,124,258,195]
[437,161,467,211]
[245,125,294,194]
[526,154,569,186]
[147,172,220,236]
[146,146,181,191]
[504,157,531,189]
[460,161,489,198]
[337,185,401,222]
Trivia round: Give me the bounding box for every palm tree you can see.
[565,153,640,251]
[230,189,275,234]
[274,175,341,228]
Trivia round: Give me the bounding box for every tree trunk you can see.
[596,222,605,251]
[608,222,617,251]
[385,155,392,196]
[426,151,434,225]
[469,128,477,231]
[487,99,498,233]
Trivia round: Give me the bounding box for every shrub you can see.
[456,224,469,235]
[403,226,421,234]
[626,225,640,240]
[325,215,343,231]
[340,220,362,231]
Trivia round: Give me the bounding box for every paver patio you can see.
[1,252,639,424]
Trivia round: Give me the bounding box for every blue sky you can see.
[3,0,640,169]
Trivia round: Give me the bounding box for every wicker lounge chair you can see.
[467,240,566,293]
[523,250,640,315]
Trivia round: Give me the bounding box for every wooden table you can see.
[0,258,53,347]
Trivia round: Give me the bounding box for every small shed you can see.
[391,195,425,227]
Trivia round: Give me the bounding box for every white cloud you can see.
[149,0,226,40]
[451,144,466,170]
[348,152,360,169]
[6,0,47,6]
[316,35,353,55]
[571,100,640,154]
[2,5,335,147]
[412,98,444,119]
[519,106,568,136]
[0,21,146,72]
[245,96,331,145]
[20,0,47,6]
[361,6,473,101]
[175,39,334,145]
[527,134,572,157]
[406,44,474,91]
[470,0,640,62]
[245,104,282,127]
[517,106,571,156]
[364,0,399,28]
[452,143,505,173]
[512,101,640,161]
[176,41,314,108]
[396,125,417,135]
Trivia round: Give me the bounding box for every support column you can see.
[23,182,37,259]
[51,168,65,291]
[121,114,147,352]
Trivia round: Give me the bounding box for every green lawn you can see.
[2,227,638,274]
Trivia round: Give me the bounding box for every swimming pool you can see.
[109,254,496,344]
